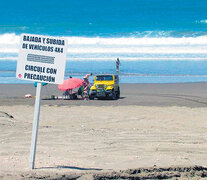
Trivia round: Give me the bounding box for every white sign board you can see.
[16,34,67,84]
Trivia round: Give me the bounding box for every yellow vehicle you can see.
[89,74,120,100]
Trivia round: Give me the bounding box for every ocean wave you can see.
[0,33,20,44]
[68,36,207,46]
[3,45,207,54]
[2,33,207,45]
[199,20,207,24]
[1,33,207,60]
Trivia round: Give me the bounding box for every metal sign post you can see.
[29,82,42,169]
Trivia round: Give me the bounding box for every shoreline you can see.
[1,82,207,107]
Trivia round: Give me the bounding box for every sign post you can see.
[16,33,67,169]
[29,82,42,169]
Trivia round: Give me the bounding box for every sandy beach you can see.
[1,83,207,179]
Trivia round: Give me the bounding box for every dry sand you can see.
[1,83,207,179]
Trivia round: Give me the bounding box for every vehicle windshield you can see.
[96,75,113,81]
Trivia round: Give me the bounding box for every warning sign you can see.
[16,34,67,84]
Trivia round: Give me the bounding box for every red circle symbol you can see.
[18,74,22,78]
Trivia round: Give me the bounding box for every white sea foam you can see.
[1,33,207,61]
[200,20,207,24]
[67,36,207,45]
[0,33,20,44]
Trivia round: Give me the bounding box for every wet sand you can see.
[0,83,207,179]
[1,83,207,107]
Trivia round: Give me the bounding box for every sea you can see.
[1,0,207,84]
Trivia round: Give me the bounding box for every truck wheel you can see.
[116,89,120,99]
[89,96,94,100]
[112,91,116,100]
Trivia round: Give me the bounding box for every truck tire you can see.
[116,89,120,99]
[112,90,116,100]
[89,96,94,100]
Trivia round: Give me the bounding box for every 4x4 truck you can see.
[89,74,120,100]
